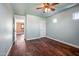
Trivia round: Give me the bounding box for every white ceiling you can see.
[11,3,78,18]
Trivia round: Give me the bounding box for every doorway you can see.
[14,15,25,42]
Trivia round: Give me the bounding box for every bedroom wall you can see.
[26,14,46,40]
[46,5,79,46]
[0,4,13,55]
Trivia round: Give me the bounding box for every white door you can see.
[40,21,46,37]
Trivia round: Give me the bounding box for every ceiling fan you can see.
[36,3,59,13]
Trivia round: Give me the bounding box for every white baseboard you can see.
[27,36,46,40]
[27,37,42,40]
[46,36,79,49]
[6,43,13,56]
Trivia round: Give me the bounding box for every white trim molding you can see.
[6,43,13,56]
[27,36,46,40]
[46,36,79,49]
[27,37,42,40]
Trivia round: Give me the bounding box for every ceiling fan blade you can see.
[51,8,55,11]
[43,3,49,6]
[47,3,50,5]
[49,5,55,9]
[36,7,43,9]
[43,3,46,5]
[51,3,59,6]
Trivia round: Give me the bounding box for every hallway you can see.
[9,34,27,56]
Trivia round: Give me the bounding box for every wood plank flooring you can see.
[8,37,79,56]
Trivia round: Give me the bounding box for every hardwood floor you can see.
[8,37,79,56]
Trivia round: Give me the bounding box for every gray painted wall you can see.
[46,5,79,46]
[26,14,46,40]
[0,4,13,56]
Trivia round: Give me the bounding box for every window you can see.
[73,12,79,20]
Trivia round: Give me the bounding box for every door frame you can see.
[13,15,25,42]
[13,15,16,42]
